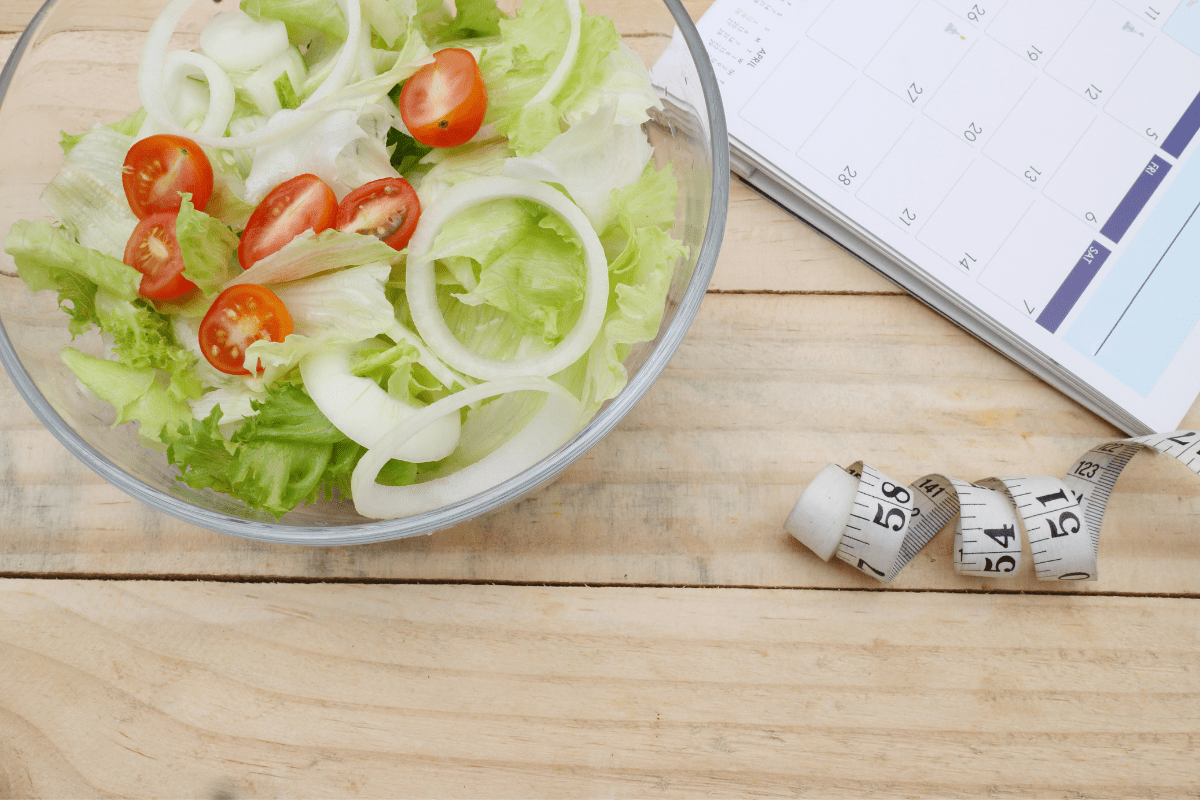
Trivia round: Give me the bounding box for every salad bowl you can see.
[0,0,728,544]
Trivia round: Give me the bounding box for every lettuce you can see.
[40,126,139,259]
[504,102,653,231]
[241,0,348,42]
[429,197,586,344]
[482,0,631,156]
[350,339,448,406]
[94,290,204,403]
[433,0,503,42]
[4,219,142,335]
[168,384,419,516]
[61,347,193,442]
[561,162,684,414]
[244,262,398,385]
[176,197,242,297]
[478,0,660,157]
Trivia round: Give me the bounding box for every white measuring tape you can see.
[785,429,1200,583]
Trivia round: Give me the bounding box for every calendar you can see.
[654,0,1200,434]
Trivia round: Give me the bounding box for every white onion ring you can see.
[526,0,582,107]
[405,176,609,381]
[139,0,364,150]
[163,51,236,138]
[351,377,582,518]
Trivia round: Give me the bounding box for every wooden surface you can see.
[2,3,1200,797]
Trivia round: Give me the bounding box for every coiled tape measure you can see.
[785,429,1200,583]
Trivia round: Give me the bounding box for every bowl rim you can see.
[0,0,730,545]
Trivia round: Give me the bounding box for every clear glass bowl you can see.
[0,0,728,544]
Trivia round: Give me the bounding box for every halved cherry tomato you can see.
[122,134,214,219]
[198,284,293,376]
[123,212,197,300]
[335,178,422,251]
[399,48,488,148]
[238,174,338,269]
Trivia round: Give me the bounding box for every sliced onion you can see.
[307,0,364,103]
[200,11,289,73]
[300,344,460,463]
[351,377,582,519]
[405,176,609,381]
[139,0,364,150]
[526,0,581,107]
[163,51,236,139]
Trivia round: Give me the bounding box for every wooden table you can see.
[2,2,1199,796]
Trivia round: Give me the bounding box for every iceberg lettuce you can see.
[40,126,139,260]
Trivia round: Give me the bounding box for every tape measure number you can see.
[785,430,1200,583]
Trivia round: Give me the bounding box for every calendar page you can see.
[666,0,1200,432]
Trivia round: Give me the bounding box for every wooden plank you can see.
[1,580,1197,798]
[3,293,1198,592]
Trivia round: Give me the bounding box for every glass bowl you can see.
[0,0,728,544]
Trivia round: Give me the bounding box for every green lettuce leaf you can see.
[434,0,503,42]
[349,339,446,406]
[5,219,142,335]
[482,0,625,155]
[241,0,348,42]
[429,197,585,344]
[175,196,241,297]
[168,382,418,516]
[166,406,237,493]
[228,438,333,515]
[60,347,193,442]
[387,126,434,175]
[559,162,684,414]
[94,289,203,403]
[232,384,345,444]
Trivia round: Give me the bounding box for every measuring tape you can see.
[785,429,1200,583]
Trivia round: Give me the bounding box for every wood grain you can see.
[1,580,1198,799]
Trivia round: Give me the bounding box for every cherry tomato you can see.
[123,212,197,300]
[335,178,422,251]
[198,284,293,375]
[238,174,337,270]
[122,134,214,219]
[399,48,488,148]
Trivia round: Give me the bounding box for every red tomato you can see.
[122,134,214,219]
[335,178,422,250]
[123,212,197,300]
[238,174,337,269]
[399,48,488,148]
[198,284,293,376]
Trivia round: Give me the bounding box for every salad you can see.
[4,0,683,520]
